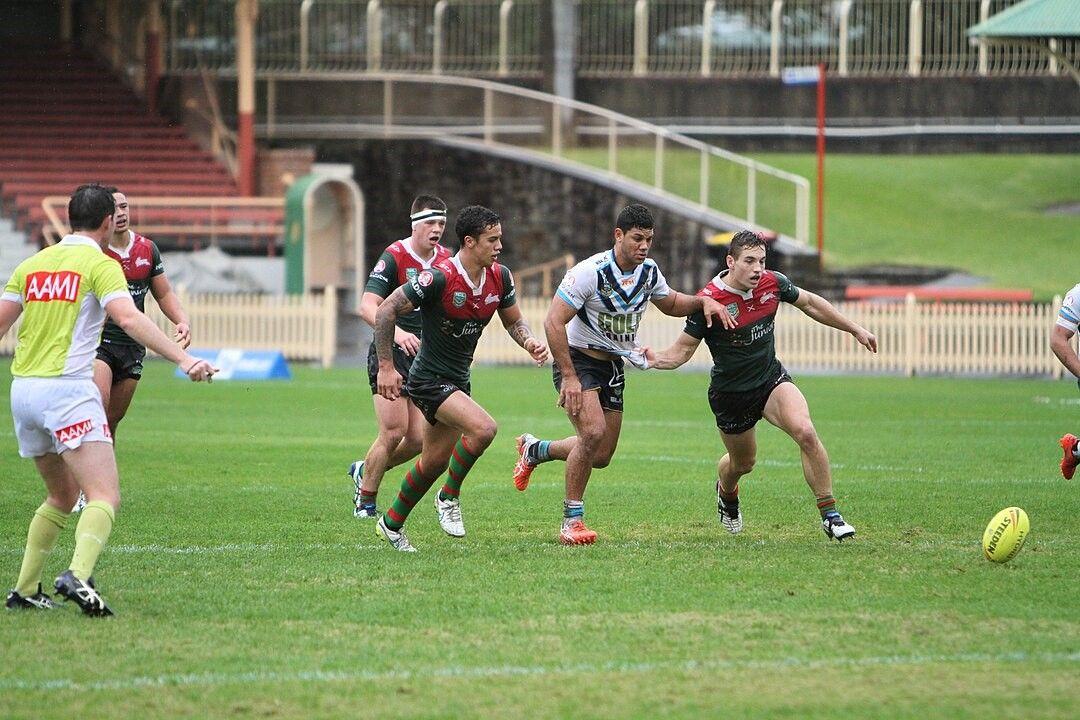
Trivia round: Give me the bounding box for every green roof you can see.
[967,0,1080,38]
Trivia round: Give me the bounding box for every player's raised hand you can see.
[377,366,404,401]
[184,358,217,383]
[525,337,550,366]
[702,295,737,330]
[174,322,192,349]
[395,329,421,356]
[854,328,878,353]
[558,375,583,416]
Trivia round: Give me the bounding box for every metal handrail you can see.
[514,253,575,297]
[41,196,284,246]
[259,71,810,243]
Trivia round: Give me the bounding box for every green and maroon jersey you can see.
[365,238,451,336]
[401,255,516,386]
[684,269,801,392]
[100,231,165,347]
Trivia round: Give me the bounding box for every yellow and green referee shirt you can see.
[1,234,129,378]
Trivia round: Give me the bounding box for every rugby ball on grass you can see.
[982,507,1029,563]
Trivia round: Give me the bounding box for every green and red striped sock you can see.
[439,437,480,501]
[384,461,439,530]
[816,495,837,518]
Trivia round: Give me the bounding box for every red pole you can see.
[816,62,826,268]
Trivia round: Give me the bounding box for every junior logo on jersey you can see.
[55,418,93,445]
[25,271,82,303]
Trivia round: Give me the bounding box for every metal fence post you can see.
[700,0,715,77]
[633,0,649,76]
[699,149,709,206]
[383,79,393,137]
[769,1,783,78]
[978,0,990,75]
[908,1,922,77]
[484,87,495,144]
[433,0,447,74]
[551,103,562,157]
[499,0,513,77]
[795,179,809,245]
[266,77,276,137]
[607,118,617,173]
[367,0,382,71]
[299,0,313,72]
[1048,38,1059,75]
[746,162,756,225]
[654,134,664,189]
[838,0,853,77]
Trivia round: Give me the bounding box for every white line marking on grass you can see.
[1033,396,1080,406]
[2,651,1075,693]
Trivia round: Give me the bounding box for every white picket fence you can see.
[0,288,338,369]
[474,295,1073,378]
[0,292,1072,377]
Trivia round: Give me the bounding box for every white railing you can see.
[474,296,1075,378]
[0,288,338,368]
[258,72,810,243]
[163,0,1075,78]
[168,0,541,75]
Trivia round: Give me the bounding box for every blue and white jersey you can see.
[1057,283,1080,335]
[556,250,671,356]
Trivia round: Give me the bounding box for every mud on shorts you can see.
[96,341,147,382]
[10,377,112,458]
[367,342,416,397]
[552,347,625,413]
[405,376,471,425]
[707,363,793,436]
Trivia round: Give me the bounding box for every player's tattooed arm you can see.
[500,305,550,365]
[374,287,415,362]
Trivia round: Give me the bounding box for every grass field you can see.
[564,149,1079,300]
[1,361,1078,719]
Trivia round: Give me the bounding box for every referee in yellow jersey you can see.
[2,184,215,616]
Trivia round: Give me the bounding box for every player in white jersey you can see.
[1051,282,1080,479]
[511,204,731,544]
[2,184,215,616]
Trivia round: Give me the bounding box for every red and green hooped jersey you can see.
[100,230,165,347]
[401,255,516,386]
[1,235,129,378]
[365,238,451,335]
[684,269,801,392]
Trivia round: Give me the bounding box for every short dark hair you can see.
[728,229,768,259]
[411,194,447,215]
[455,205,501,245]
[68,184,115,231]
[101,185,120,195]
[615,204,653,233]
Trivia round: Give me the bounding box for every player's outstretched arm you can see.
[1050,325,1080,380]
[644,332,702,370]
[545,296,583,415]
[793,290,877,353]
[150,273,191,349]
[105,296,216,381]
[373,286,415,400]
[0,298,23,339]
[652,292,735,329]
[499,304,549,366]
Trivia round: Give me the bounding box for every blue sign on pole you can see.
[174,349,292,381]
[781,66,820,85]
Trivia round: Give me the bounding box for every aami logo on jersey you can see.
[55,418,93,444]
[25,271,82,303]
